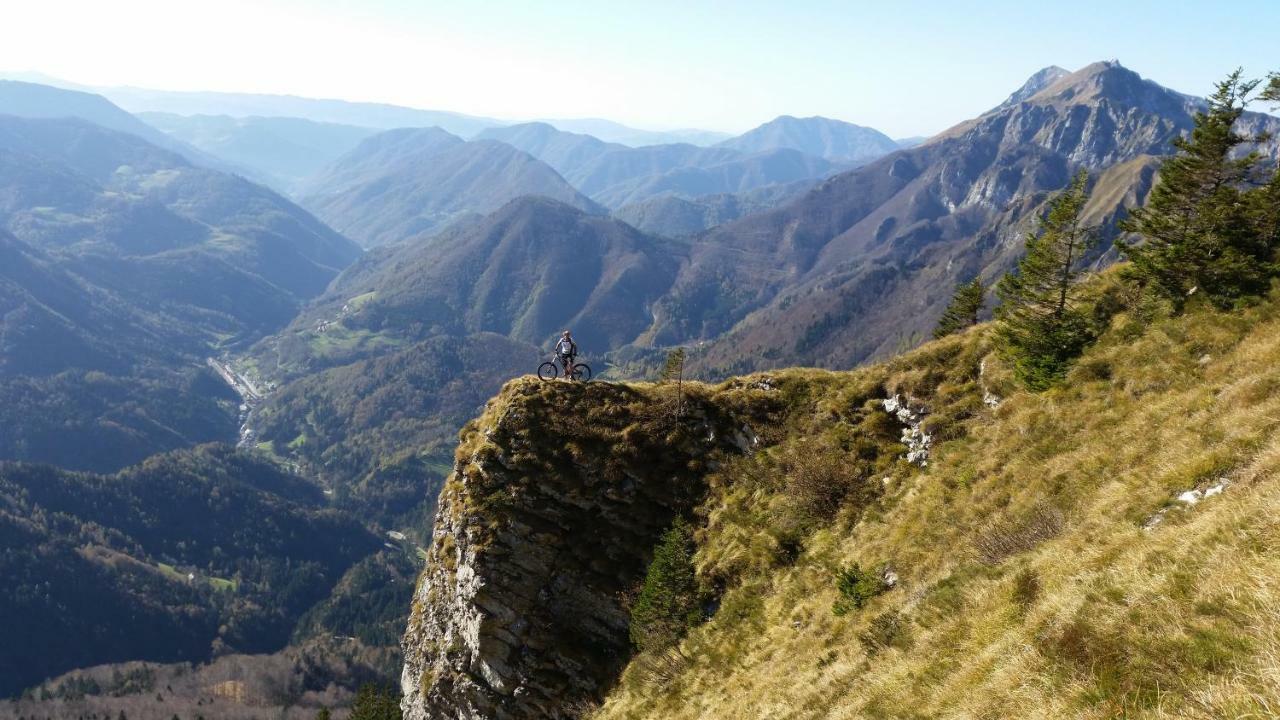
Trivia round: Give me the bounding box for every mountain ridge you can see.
[654,61,1280,374]
[300,129,604,247]
[717,114,900,163]
[138,111,379,194]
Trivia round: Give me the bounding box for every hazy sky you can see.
[3,0,1277,137]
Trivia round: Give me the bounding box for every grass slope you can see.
[592,287,1280,719]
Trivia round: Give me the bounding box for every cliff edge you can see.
[400,378,765,718]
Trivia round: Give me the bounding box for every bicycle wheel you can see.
[571,363,592,382]
[537,361,559,381]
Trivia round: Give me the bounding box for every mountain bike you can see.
[538,357,592,382]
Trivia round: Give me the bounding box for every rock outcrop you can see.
[401,378,750,719]
[882,394,931,466]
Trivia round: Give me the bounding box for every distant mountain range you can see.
[533,117,732,146]
[0,80,248,175]
[299,127,604,247]
[716,115,901,163]
[258,195,680,366]
[254,61,1280,405]
[0,113,359,325]
[477,121,847,211]
[1,72,907,223]
[0,72,736,147]
[138,112,379,194]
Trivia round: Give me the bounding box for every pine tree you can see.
[1251,169,1280,253]
[933,277,986,339]
[995,170,1097,390]
[1262,72,1280,106]
[659,347,687,418]
[629,517,701,652]
[349,684,401,720]
[1118,70,1276,308]
[659,348,686,383]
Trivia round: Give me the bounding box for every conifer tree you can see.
[659,347,687,418]
[995,170,1097,390]
[1255,70,1280,249]
[629,517,701,652]
[659,348,686,383]
[1118,70,1276,308]
[1262,72,1280,106]
[349,684,401,720]
[933,277,986,339]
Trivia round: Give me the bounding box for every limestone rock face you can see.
[401,378,748,719]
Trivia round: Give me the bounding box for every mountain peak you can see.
[718,115,897,163]
[1026,60,1167,105]
[1001,65,1071,106]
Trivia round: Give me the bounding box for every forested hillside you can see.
[0,445,380,697]
[0,109,361,470]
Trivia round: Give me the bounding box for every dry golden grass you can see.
[593,290,1280,719]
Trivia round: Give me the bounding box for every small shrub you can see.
[973,502,1065,565]
[785,443,854,520]
[780,434,880,523]
[860,609,912,655]
[833,563,888,616]
[1011,568,1041,610]
[561,696,601,719]
[631,645,690,690]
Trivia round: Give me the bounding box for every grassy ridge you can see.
[593,288,1280,718]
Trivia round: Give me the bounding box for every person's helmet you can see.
[562,330,571,337]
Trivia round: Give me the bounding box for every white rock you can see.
[884,394,930,466]
[1177,489,1203,505]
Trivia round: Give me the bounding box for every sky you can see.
[2,0,1277,137]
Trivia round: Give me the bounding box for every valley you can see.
[0,41,1277,720]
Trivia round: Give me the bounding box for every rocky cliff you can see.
[400,378,771,718]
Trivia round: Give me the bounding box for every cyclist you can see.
[554,330,578,380]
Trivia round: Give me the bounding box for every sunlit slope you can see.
[595,291,1280,718]
[403,282,1280,718]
